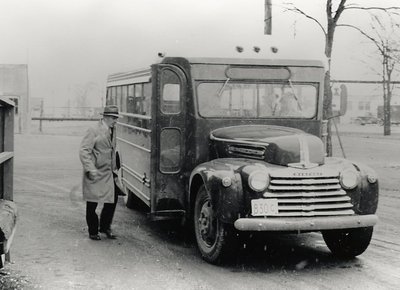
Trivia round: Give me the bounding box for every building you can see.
[0,64,29,133]
[332,82,400,124]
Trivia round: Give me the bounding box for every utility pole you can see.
[264,0,272,35]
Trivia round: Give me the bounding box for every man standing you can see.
[79,105,119,240]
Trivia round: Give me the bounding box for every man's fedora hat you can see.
[101,105,120,118]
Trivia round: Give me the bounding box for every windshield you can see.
[197,82,318,118]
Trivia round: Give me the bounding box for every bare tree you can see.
[341,14,400,135]
[283,1,400,151]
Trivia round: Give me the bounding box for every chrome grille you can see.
[263,174,354,217]
[228,145,265,159]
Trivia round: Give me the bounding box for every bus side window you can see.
[161,69,180,114]
[116,86,122,109]
[110,87,117,105]
[121,85,128,113]
[106,88,112,105]
[127,85,135,113]
[143,82,152,115]
[135,83,144,114]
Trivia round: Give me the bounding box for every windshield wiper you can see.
[217,78,231,97]
[288,79,302,111]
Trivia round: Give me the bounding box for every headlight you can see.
[340,169,359,190]
[248,170,270,192]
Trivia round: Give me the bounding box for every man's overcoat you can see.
[79,120,116,203]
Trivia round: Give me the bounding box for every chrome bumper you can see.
[234,214,378,232]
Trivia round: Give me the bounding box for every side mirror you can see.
[331,84,348,118]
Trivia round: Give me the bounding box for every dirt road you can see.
[2,124,400,289]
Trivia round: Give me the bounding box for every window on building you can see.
[358,101,371,111]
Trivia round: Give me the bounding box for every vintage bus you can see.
[106,57,378,263]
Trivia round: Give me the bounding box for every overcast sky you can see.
[0,0,399,107]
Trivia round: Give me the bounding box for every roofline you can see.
[183,57,324,68]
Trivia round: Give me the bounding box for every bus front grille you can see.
[263,175,354,217]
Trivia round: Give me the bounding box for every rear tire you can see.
[123,188,147,210]
[193,185,237,264]
[322,227,373,258]
[124,189,135,209]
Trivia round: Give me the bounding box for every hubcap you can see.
[198,200,216,246]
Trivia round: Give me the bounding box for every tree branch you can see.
[344,5,400,16]
[284,6,327,37]
[333,0,347,23]
[336,24,384,54]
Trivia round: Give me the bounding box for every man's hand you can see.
[87,170,100,180]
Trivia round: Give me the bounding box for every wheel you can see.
[123,187,146,210]
[124,189,136,209]
[322,227,373,258]
[193,185,237,264]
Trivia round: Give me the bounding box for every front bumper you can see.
[234,214,378,232]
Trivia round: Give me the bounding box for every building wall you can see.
[0,64,29,133]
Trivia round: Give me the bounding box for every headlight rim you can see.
[340,169,359,190]
[248,170,270,192]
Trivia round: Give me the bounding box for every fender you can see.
[188,160,244,224]
[325,157,379,215]
[350,161,379,214]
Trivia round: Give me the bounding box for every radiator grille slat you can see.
[264,190,347,198]
[271,178,339,185]
[273,210,355,217]
[275,196,351,204]
[278,203,353,211]
[269,184,341,191]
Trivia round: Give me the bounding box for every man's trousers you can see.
[86,192,118,235]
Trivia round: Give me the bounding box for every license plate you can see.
[251,199,279,216]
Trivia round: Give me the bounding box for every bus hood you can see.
[210,125,325,168]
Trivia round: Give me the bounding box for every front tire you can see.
[193,185,237,264]
[322,227,373,258]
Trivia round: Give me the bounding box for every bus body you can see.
[106,57,378,263]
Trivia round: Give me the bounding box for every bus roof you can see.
[107,68,151,86]
[107,57,325,86]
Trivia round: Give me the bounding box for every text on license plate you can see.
[251,199,279,216]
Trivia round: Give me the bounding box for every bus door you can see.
[151,64,187,219]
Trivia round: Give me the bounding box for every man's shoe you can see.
[89,234,101,240]
[100,229,117,239]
